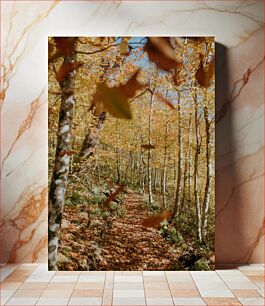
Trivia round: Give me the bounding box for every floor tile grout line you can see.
[73,271,81,290]
[111,274,114,306]
[109,271,114,306]
[142,270,148,306]
[65,293,72,306]
[1,265,42,306]
[229,268,250,306]
[218,270,256,285]
[2,288,14,305]
[192,271,224,302]
[201,267,247,306]
[164,270,174,305]
[101,271,107,306]
[192,270,232,291]
[3,264,37,285]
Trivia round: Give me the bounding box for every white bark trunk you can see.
[193,92,202,242]
[48,42,77,270]
[173,93,183,218]
[147,89,154,206]
[202,106,213,239]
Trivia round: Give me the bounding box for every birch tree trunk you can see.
[153,169,157,193]
[181,113,192,213]
[173,159,177,198]
[188,115,193,203]
[140,149,146,194]
[48,41,77,270]
[173,93,183,218]
[147,89,154,206]
[202,105,213,239]
[162,108,169,209]
[193,93,202,242]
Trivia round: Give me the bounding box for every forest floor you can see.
[58,191,182,271]
[99,192,180,270]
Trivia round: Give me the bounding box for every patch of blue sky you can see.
[113,37,210,114]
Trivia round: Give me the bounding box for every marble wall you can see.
[1,1,264,264]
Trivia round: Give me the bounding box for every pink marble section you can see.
[1,1,53,263]
[0,0,264,263]
[216,27,264,263]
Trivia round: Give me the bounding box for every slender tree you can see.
[48,39,77,270]
[147,88,155,206]
[173,92,183,218]
[202,103,213,239]
[193,91,202,242]
[162,92,169,208]
[181,112,192,213]
[188,113,193,204]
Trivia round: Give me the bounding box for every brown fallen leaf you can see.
[141,144,155,150]
[144,37,182,71]
[119,70,146,98]
[119,40,129,55]
[195,54,215,88]
[93,84,132,119]
[156,93,175,109]
[141,211,173,229]
[207,56,215,82]
[55,37,76,55]
[173,65,184,86]
[103,185,125,209]
[91,70,144,119]
[56,62,82,84]
[49,37,76,63]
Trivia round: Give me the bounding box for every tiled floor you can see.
[0,264,264,305]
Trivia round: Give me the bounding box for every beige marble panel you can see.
[216,25,264,263]
[0,0,264,263]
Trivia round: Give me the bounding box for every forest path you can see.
[100,191,180,270]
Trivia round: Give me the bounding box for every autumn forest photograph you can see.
[48,36,215,271]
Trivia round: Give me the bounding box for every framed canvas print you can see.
[48,37,215,271]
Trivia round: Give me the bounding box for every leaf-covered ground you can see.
[57,191,183,271]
